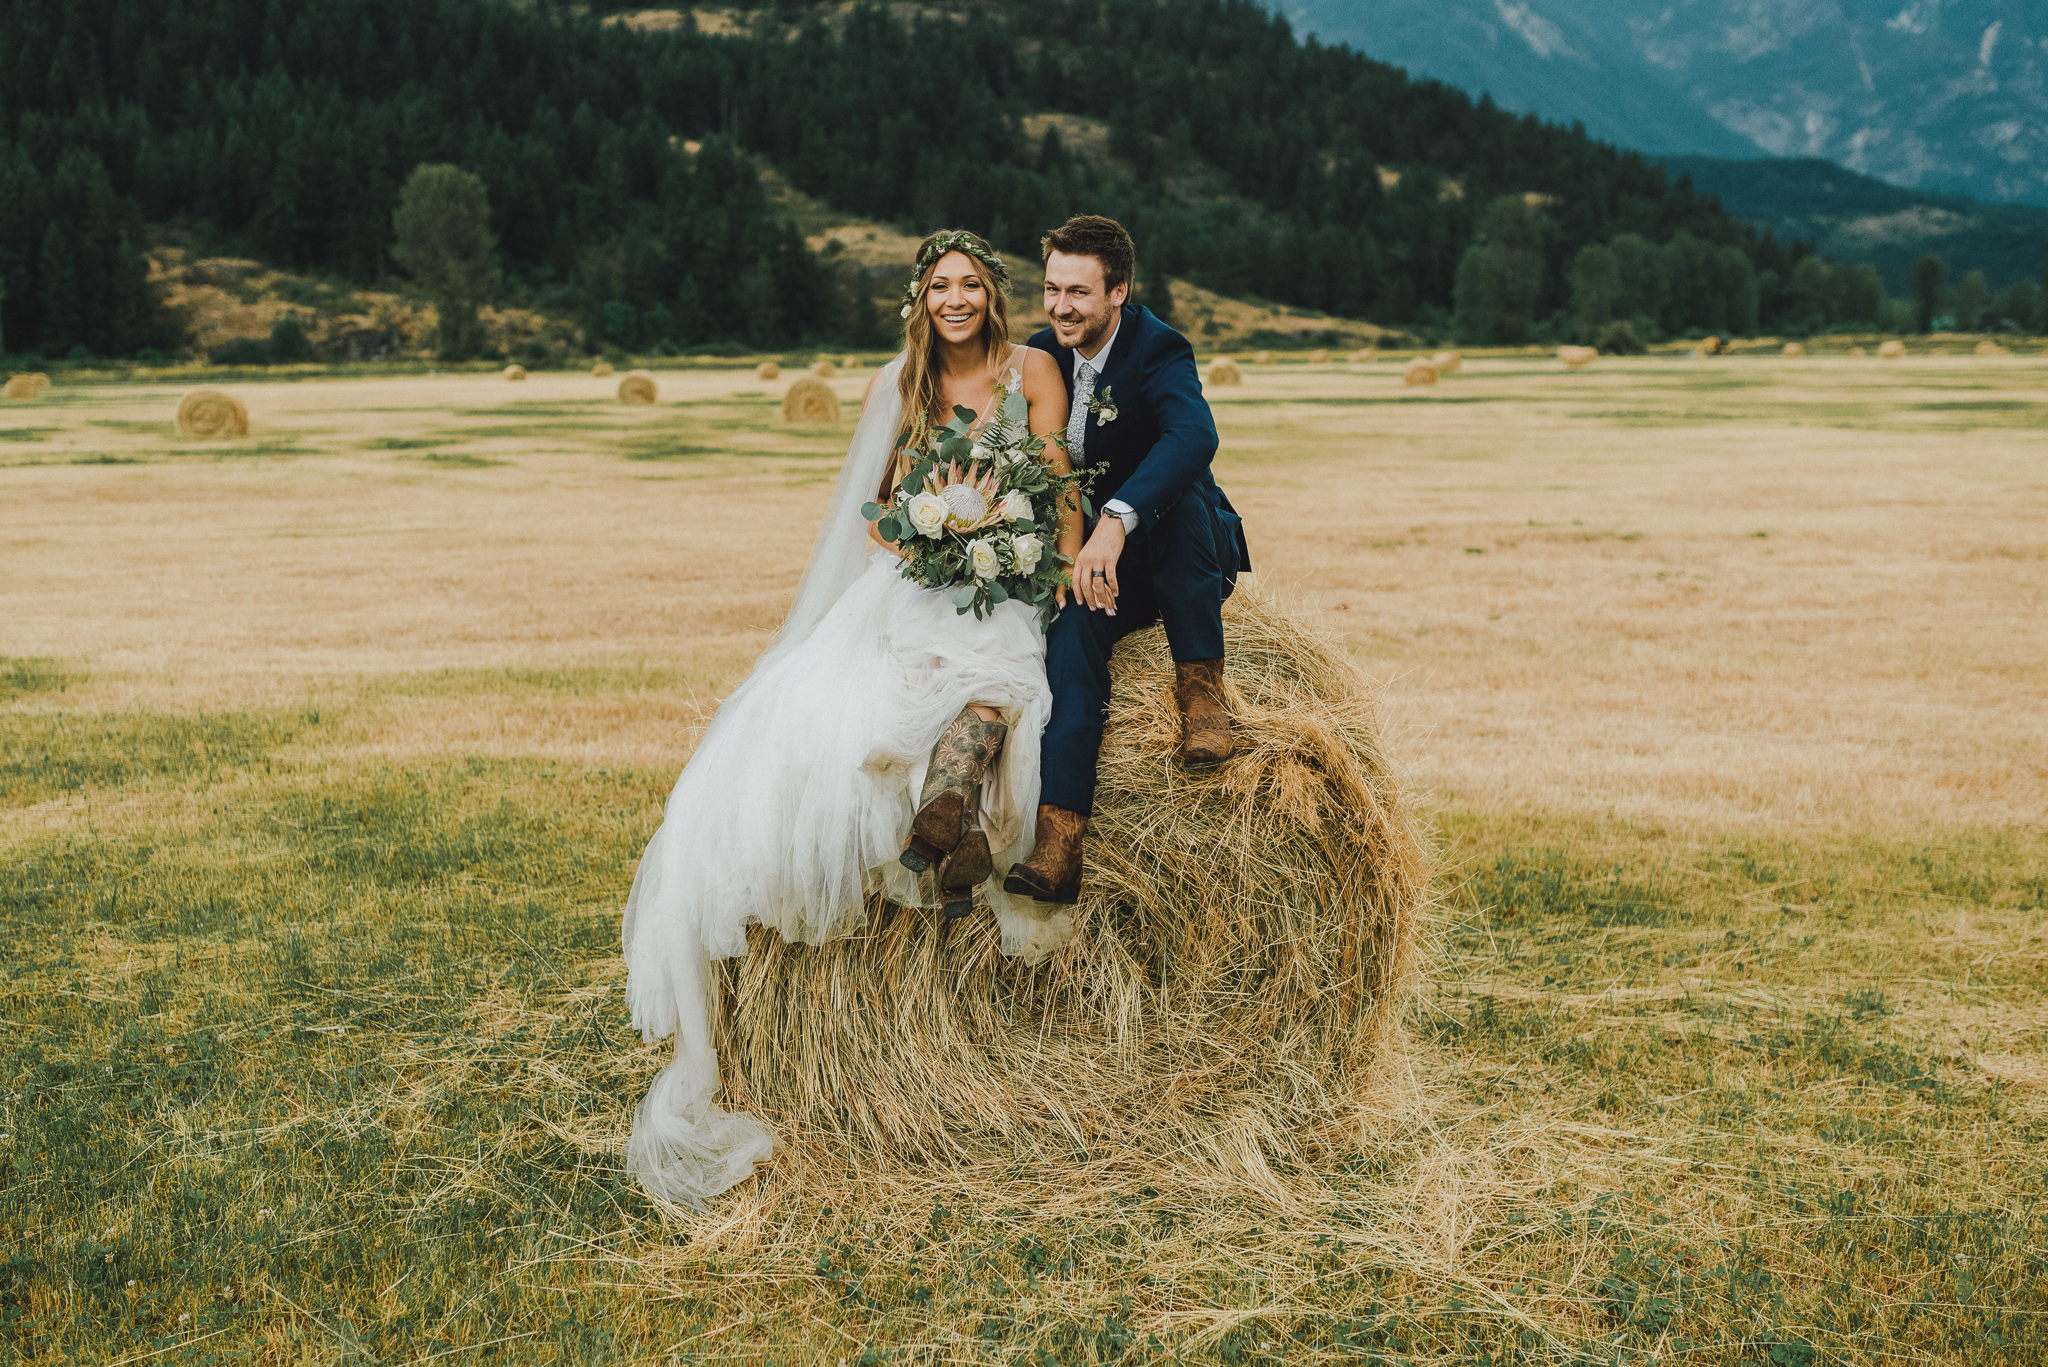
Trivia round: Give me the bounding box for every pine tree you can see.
[391,163,502,361]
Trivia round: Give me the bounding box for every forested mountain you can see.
[2,0,1831,359]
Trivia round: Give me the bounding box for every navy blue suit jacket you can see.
[1026,305,1250,572]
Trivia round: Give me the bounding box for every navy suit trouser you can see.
[1038,483,1234,816]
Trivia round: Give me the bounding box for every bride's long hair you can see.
[881,231,1012,500]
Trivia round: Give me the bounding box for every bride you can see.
[620,230,1080,1206]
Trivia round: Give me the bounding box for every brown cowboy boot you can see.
[1001,804,1087,905]
[936,822,992,919]
[1176,658,1234,767]
[900,708,1007,873]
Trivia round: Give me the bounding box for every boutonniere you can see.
[1087,384,1118,425]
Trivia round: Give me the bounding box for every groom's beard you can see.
[1055,309,1113,354]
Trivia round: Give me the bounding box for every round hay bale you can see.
[26,373,51,393]
[1430,350,1462,375]
[1879,340,1906,359]
[1702,336,1722,355]
[1782,342,1806,356]
[1348,348,1376,363]
[175,389,249,438]
[842,355,862,371]
[592,361,615,378]
[1930,346,1950,357]
[756,361,781,381]
[502,364,527,382]
[1973,340,2008,358]
[812,360,839,379]
[1253,350,1273,365]
[1849,345,1868,358]
[1557,345,1597,369]
[1206,357,1242,387]
[781,375,841,424]
[1403,358,1439,387]
[617,371,658,405]
[2,376,38,401]
[1308,349,1329,364]
[712,585,1426,1179]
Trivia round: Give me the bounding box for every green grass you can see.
[400,451,509,469]
[2,686,2045,1363]
[0,658,82,703]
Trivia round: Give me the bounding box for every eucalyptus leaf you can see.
[988,582,1009,604]
[952,404,978,426]
[952,584,978,610]
[878,516,901,542]
[860,500,883,521]
[1001,390,1028,425]
[939,436,971,462]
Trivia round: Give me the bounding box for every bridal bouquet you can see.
[863,381,1092,625]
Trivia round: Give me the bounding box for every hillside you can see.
[4,0,1826,359]
[1660,156,2048,294]
[1285,0,2048,209]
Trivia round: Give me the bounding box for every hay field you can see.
[2,355,2045,1363]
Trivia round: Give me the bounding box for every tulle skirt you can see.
[621,546,1068,1206]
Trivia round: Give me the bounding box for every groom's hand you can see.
[1074,519,1126,615]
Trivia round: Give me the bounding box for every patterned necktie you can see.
[1066,359,1096,466]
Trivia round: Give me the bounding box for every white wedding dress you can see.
[621,351,1074,1207]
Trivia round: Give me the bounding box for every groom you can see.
[1004,215,1251,905]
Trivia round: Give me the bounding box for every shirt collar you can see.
[1074,310,1121,372]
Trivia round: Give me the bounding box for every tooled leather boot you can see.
[1176,658,1234,768]
[936,821,993,918]
[900,708,1007,873]
[1001,804,1088,905]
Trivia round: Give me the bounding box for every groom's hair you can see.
[1041,215,1134,294]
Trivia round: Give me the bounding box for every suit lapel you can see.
[1088,305,1143,456]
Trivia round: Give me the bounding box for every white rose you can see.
[939,482,989,526]
[968,537,1001,580]
[998,490,1034,523]
[969,442,992,465]
[1011,533,1043,574]
[905,491,948,539]
[900,303,913,319]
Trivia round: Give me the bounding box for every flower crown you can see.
[899,231,1010,319]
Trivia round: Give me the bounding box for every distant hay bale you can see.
[1879,340,1906,359]
[1702,336,1722,355]
[1348,348,1375,363]
[1206,357,1242,387]
[781,375,841,424]
[1557,345,1597,369]
[756,362,781,381]
[175,389,249,438]
[842,355,862,371]
[2,376,38,401]
[617,371,659,404]
[812,360,839,379]
[1974,341,2008,357]
[592,361,615,378]
[1849,346,1868,358]
[1308,349,1329,364]
[1403,359,1439,387]
[502,364,527,382]
[1430,350,1461,374]
[1252,350,1273,365]
[712,585,1428,1183]
[1782,342,1806,356]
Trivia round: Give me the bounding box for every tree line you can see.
[4,0,2027,361]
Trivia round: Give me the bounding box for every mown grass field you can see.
[2,354,2045,1364]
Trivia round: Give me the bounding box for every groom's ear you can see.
[1109,281,1130,309]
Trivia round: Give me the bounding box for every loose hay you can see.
[1206,357,1242,387]
[617,371,658,404]
[780,375,841,424]
[1557,345,1596,369]
[710,585,1429,1198]
[2,376,38,401]
[175,389,249,438]
[755,362,781,381]
[1403,359,1439,387]
[1879,340,1906,359]
[592,361,615,378]
[1430,350,1462,375]
[502,364,527,381]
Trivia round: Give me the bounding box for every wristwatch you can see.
[1104,499,1139,534]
